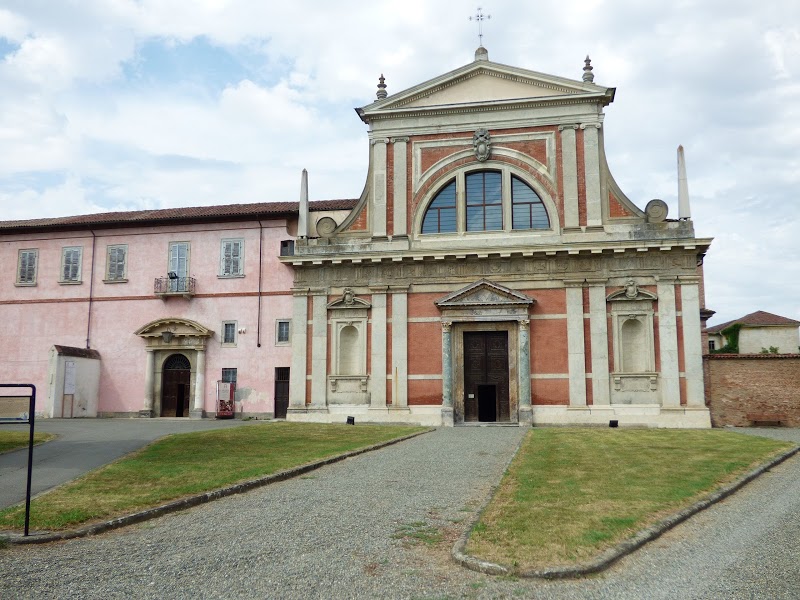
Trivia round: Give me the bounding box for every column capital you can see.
[518,319,530,328]
[391,136,409,143]
[441,321,452,333]
[558,123,580,131]
[370,137,390,146]
[580,122,602,130]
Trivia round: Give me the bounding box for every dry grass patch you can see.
[0,422,425,531]
[0,431,55,454]
[467,428,792,570]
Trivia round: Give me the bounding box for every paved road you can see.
[0,418,256,509]
[1,426,798,599]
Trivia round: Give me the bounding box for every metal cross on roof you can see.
[469,7,491,46]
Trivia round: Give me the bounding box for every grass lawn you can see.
[0,431,55,454]
[0,422,425,532]
[466,428,794,571]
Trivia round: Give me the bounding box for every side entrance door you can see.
[274,367,289,419]
[463,331,510,422]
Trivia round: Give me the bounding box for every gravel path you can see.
[1,426,799,600]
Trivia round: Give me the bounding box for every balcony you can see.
[154,276,196,299]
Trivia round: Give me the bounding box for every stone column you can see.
[441,321,454,426]
[582,123,603,228]
[518,319,532,424]
[559,125,580,230]
[566,283,587,406]
[371,138,388,239]
[140,349,156,417]
[658,280,681,407]
[392,138,408,238]
[391,288,409,410]
[681,279,705,407]
[288,290,308,412]
[588,281,610,405]
[191,348,205,419]
[370,289,388,411]
[309,291,328,410]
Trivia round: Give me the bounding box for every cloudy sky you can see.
[0,0,797,326]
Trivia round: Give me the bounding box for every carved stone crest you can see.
[473,128,491,162]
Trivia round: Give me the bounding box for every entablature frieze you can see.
[291,245,705,289]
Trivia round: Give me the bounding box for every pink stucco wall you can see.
[0,219,295,416]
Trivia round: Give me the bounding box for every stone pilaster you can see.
[310,291,328,410]
[518,319,532,424]
[140,349,155,417]
[288,290,309,412]
[588,281,610,405]
[391,288,408,409]
[371,138,389,238]
[657,280,681,407]
[190,349,205,419]
[370,288,387,410]
[441,321,454,426]
[582,123,603,228]
[680,279,705,407]
[566,282,587,406]
[392,137,408,238]
[559,125,580,230]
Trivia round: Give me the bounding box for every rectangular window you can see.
[17,249,38,285]
[221,368,237,384]
[709,340,716,351]
[280,240,294,256]
[222,321,237,346]
[220,239,244,277]
[106,245,127,281]
[61,247,82,283]
[168,242,190,292]
[276,319,291,344]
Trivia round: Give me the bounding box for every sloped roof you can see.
[0,199,357,234]
[707,310,800,333]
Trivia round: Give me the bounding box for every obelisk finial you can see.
[582,55,594,83]
[677,145,691,220]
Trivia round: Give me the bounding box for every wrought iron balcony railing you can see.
[154,276,196,299]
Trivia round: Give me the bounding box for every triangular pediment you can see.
[359,59,613,119]
[436,279,534,308]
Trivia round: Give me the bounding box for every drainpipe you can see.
[257,220,264,348]
[86,229,97,349]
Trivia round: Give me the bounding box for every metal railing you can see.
[154,276,196,296]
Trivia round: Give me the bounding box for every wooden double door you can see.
[463,331,510,422]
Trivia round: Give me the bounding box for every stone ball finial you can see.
[376,74,387,99]
[583,55,594,83]
[475,46,489,61]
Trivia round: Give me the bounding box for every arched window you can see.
[466,171,502,231]
[421,181,457,233]
[420,169,552,235]
[511,176,549,230]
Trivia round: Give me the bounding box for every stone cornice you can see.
[281,238,713,267]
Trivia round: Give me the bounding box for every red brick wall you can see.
[705,354,800,427]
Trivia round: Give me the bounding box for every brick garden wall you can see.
[704,354,800,427]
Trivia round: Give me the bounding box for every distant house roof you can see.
[707,310,800,334]
[0,199,358,234]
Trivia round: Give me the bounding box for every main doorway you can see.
[161,354,191,417]
[463,331,510,422]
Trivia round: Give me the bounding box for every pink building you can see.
[0,201,352,418]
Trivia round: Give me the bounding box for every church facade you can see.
[0,49,712,427]
[283,48,712,427]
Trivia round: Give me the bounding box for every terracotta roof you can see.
[707,310,800,333]
[0,199,357,233]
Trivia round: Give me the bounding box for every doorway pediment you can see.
[436,279,534,308]
[436,279,533,321]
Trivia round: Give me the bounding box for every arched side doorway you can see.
[135,318,213,418]
[161,354,191,417]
